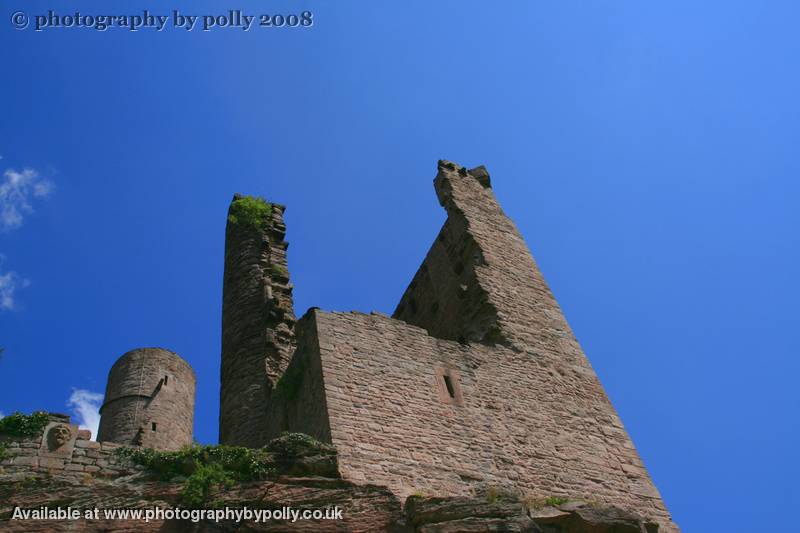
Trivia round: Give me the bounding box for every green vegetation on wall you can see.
[0,411,50,438]
[115,433,331,507]
[116,444,275,506]
[227,196,272,232]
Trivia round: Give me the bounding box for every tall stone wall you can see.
[303,310,676,531]
[219,195,296,447]
[97,348,195,451]
[271,161,677,531]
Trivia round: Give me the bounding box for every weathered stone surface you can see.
[242,161,678,532]
[1,415,138,479]
[406,495,526,525]
[3,161,680,532]
[97,348,195,451]
[531,501,659,533]
[0,424,400,532]
[403,495,659,533]
[0,473,402,532]
[220,196,297,447]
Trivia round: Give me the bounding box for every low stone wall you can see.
[0,414,137,482]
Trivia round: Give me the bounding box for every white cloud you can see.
[0,265,29,311]
[67,389,104,440]
[0,167,54,231]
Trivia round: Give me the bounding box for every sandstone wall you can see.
[221,161,677,530]
[309,310,676,531]
[2,414,138,480]
[265,312,333,444]
[1,415,658,532]
[394,210,503,344]
[97,348,195,451]
[220,196,296,447]
[275,161,677,531]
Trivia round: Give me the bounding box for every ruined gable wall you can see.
[309,311,677,532]
[397,161,589,363]
[394,212,502,344]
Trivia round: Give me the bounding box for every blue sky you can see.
[2,1,799,531]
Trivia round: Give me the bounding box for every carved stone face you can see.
[48,425,72,449]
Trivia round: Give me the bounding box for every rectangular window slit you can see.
[443,375,456,398]
[163,375,169,385]
[151,422,157,432]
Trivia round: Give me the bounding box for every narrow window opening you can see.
[443,375,456,398]
[163,375,169,386]
[151,422,157,432]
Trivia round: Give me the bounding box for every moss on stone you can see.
[228,195,272,232]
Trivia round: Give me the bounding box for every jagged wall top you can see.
[396,160,587,362]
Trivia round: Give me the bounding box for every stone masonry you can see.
[0,160,679,532]
[1,415,661,532]
[223,161,679,531]
[1,414,138,480]
[97,348,195,451]
[220,195,297,447]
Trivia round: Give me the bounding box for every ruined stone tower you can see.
[219,162,678,531]
[219,195,296,447]
[97,347,195,451]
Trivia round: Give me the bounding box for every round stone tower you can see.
[97,347,195,450]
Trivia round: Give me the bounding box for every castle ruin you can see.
[92,160,677,531]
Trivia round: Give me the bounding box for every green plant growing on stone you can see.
[115,435,331,507]
[228,196,272,232]
[265,432,325,461]
[524,495,570,510]
[115,444,277,506]
[545,496,568,507]
[115,444,276,483]
[0,411,50,438]
[0,442,8,462]
[180,463,235,508]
